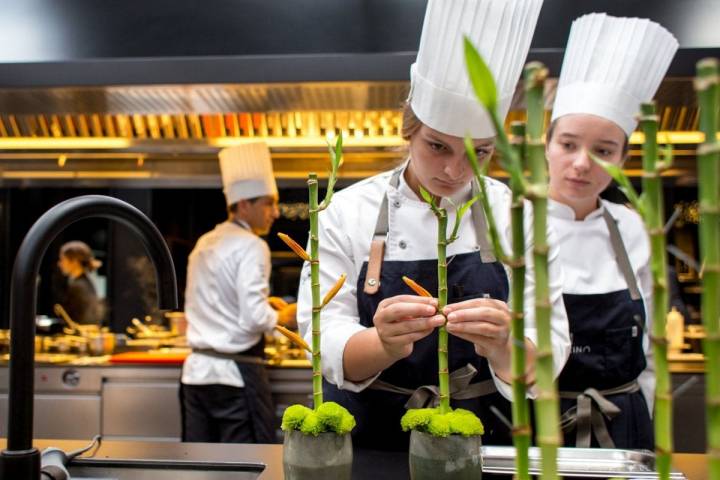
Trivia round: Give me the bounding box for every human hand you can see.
[277,303,298,329]
[443,297,512,369]
[268,296,289,310]
[373,294,444,360]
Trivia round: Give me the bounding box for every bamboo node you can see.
[438,368,449,374]
[698,143,720,155]
[312,351,321,358]
[533,244,550,255]
[699,203,720,215]
[507,258,526,269]
[694,75,720,91]
[526,139,545,147]
[512,311,525,320]
[311,307,322,313]
[649,334,669,346]
[706,398,720,407]
[705,332,720,341]
[655,392,672,402]
[642,171,661,179]
[512,425,533,436]
[636,114,660,123]
[708,447,720,460]
[310,259,320,265]
[535,435,562,447]
[647,227,665,236]
[438,347,448,354]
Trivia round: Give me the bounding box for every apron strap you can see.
[363,166,496,294]
[368,363,498,409]
[559,380,640,448]
[191,348,264,365]
[470,180,498,263]
[602,208,642,302]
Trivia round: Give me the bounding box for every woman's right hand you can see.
[373,294,444,360]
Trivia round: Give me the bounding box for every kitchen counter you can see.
[0,438,708,479]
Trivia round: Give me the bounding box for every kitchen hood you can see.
[0,0,717,185]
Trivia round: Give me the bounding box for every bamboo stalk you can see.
[509,121,531,480]
[639,101,673,480]
[308,172,323,409]
[524,61,560,480]
[696,57,720,480]
[437,209,451,414]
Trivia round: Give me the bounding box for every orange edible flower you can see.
[321,273,347,307]
[275,325,312,353]
[277,232,311,261]
[402,276,432,297]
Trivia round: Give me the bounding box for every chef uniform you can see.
[181,142,279,444]
[297,0,571,451]
[548,13,678,449]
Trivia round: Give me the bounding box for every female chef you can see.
[297,0,571,451]
[546,13,678,449]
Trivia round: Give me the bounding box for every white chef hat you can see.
[408,0,544,138]
[218,142,278,206]
[551,13,679,136]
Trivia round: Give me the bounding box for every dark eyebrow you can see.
[557,132,620,148]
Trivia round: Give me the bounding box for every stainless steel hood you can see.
[0,0,716,185]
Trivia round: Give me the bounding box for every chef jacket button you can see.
[367,278,377,286]
[393,200,401,208]
[399,240,407,249]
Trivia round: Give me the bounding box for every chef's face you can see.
[406,124,494,198]
[245,194,280,236]
[547,114,627,217]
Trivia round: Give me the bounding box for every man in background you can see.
[181,141,296,443]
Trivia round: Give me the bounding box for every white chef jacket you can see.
[548,199,655,411]
[181,220,278,388]
[296,165,571,400]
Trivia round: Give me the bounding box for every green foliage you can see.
[464,36,497,113]
[282,404,313,431]
[400,407,485,437]
[589,152,645,216]
[282,402,356,436]
[319,134,344,210]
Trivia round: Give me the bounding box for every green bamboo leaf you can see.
[463,36,497,113]
[419,185,434,205]
[458,196,478,219]
[590,152,644,215]
[661,144,674,169]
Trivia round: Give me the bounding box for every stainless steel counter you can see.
[0,438,708,479]
[0,364,312,442]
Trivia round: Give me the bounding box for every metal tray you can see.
[481,446,687,479]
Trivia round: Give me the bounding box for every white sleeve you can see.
[481,188,570,400]
[509,202,570,401]
[236,239,278,334]
[296,201,377,392]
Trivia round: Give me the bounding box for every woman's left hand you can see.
[443,297,512,371]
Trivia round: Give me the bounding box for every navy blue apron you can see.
[557,208,653,449]
[323,168,515,451]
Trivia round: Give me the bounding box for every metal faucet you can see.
[0,195,178,480]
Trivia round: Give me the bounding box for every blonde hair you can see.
[401,102,423,141]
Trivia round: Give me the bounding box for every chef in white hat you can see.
[181,141,296,443]
[296,0,571,450]
[546,13,678,449]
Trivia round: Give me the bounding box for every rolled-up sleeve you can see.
[296,200,378,392]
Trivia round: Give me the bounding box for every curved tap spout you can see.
[0,195,178,480]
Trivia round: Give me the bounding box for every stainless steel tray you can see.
[481,446,687,479]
